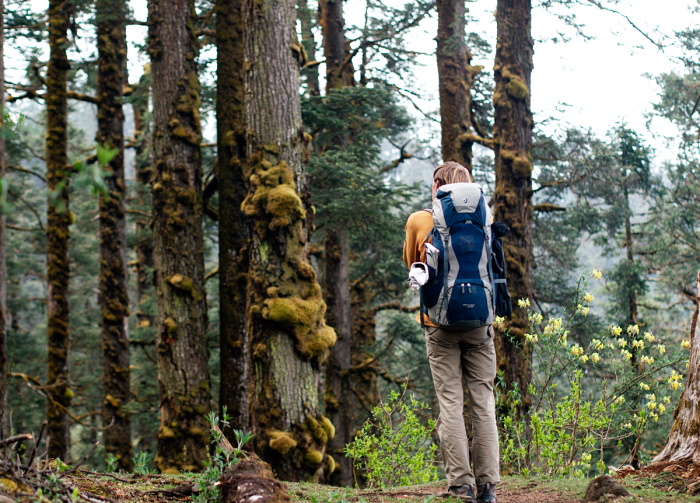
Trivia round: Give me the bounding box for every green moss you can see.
[502,67,529,100]
[326,455,337,474]
[269,430,297,454]
[158,425,177,438]
[304,450,324,465]
[266,185,306,229]
[306,416,328,444]
[320,416,335,440]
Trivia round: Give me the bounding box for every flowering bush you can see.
[499,269,689,477]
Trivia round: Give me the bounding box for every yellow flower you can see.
[583,292,594,303]
[610,325,623,337]
[528,312,543,324]
[631,340,645,350]
[650,412,659,422]
[664,396,671,403]
[624,422,632,429]
[559,333,568,345]
[581,354,589,363]
[645,393,656,402]
[525,333,539,343]
[639,382,650,391]
[658,404,666,414]
[643,332,655,343]
[647,402,657,410]
[591,269,603,280]
[656,344,666,355]
[590,353,600,363]
[580,306,590,316]
[617,338,627,348]
[518,298,531,308]
[622,349,633,360]
[570,344,584,357]
[615,396,625,404]
[581,453,592,463]
[627,324,640,336]
[671,381,681,391]
[640,355,654,365]
[681,340,691,350]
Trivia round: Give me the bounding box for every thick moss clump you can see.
[263,297,336,358]
[268,430,298,454]
[242,160,305,233]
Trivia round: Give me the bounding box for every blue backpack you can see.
[420,183,502,329]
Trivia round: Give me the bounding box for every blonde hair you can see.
[433,162,473,187]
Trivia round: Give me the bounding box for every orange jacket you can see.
[403,210,437,327]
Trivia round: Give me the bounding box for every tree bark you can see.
[0,0,6,438]
[492,0,534,418]
[45,0,72,461]
[243,0,336,481]
[132,69,155,331]
[96,0,132,472]
[318,0,356,486]
[216,0,250,433]
[436,0,473,169]
[297,0,319,96]
[652,272,700,464]
[147,0,211,473]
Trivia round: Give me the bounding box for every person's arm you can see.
[403,211,432,268]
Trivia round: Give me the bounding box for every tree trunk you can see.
[492,0,534,418]
[652,272,700,465]
[96,0,132,472]
[45,0,72,461]
[318,0,356,486]
[147,0,211,473]
[436,0,472,168]
[0,0,6,438]
[0,0,9,438]
[297,0,319,96]
[243,0,336,481]
[216,0,250,433]
[132,69,155,331]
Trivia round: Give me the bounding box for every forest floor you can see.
[4,464,700,503]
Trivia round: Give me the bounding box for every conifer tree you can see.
[243,0,336,480]
[216,0,250,433]
[492,0,534,418]
[0,0,6,437]
[45,0,72,461]
[96,0,132,471]
[147,0,211,473]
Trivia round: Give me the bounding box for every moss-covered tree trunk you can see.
[147,0,211,473]
[492,0,533,418]
[96,0,132,471]
[132,69,155,332]
[297,0,320,96]
[216,0,250,433]
[0,0,6,437]
[45,0,72,461]
[243,0,336,481]
[651,272,700,465]
[319,0,357,486]
[436,0,472,168]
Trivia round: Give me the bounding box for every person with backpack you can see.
[403,162,499,503]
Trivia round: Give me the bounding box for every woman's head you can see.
[432,162,472,194]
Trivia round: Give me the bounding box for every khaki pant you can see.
[425,325,500,486]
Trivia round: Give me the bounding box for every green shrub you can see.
[345,386,438,488]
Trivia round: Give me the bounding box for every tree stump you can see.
[220,453,290,503]
[581,475,630,503]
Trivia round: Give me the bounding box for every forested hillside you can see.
[0,0,699,501]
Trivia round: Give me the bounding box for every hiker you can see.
[403,161,500,503]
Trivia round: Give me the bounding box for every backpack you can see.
[420,182,510,329]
